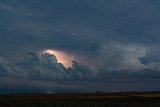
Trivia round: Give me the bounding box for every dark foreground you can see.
[0,92,160,107]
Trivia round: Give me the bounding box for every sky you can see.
[0,0,160,93]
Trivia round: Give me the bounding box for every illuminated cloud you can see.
[41,49,75,68]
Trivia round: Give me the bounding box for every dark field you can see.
[0,92,160,107]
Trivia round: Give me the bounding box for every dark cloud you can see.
[0,52,160,93]
[0,53,98,81]
[0,0,160,92]
[1,52,157,81]
[0,0,160,69]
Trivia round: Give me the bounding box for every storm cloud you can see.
[0,0,160,93]
[0,52,160,93]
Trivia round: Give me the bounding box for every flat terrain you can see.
[0,92,160,107]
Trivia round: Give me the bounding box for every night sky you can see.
[0,0,160,93]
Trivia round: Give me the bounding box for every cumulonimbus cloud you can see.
[0,51,160,82]
[0,52,160,93]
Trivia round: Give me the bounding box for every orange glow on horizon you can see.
[41,49,74,68]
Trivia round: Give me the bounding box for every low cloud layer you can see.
[0,52,160,93]
[0,53,98,81]
[1,52,160,81]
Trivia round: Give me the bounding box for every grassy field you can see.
[0,92,160,107]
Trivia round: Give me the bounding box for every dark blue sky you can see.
[0,0,160,93]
